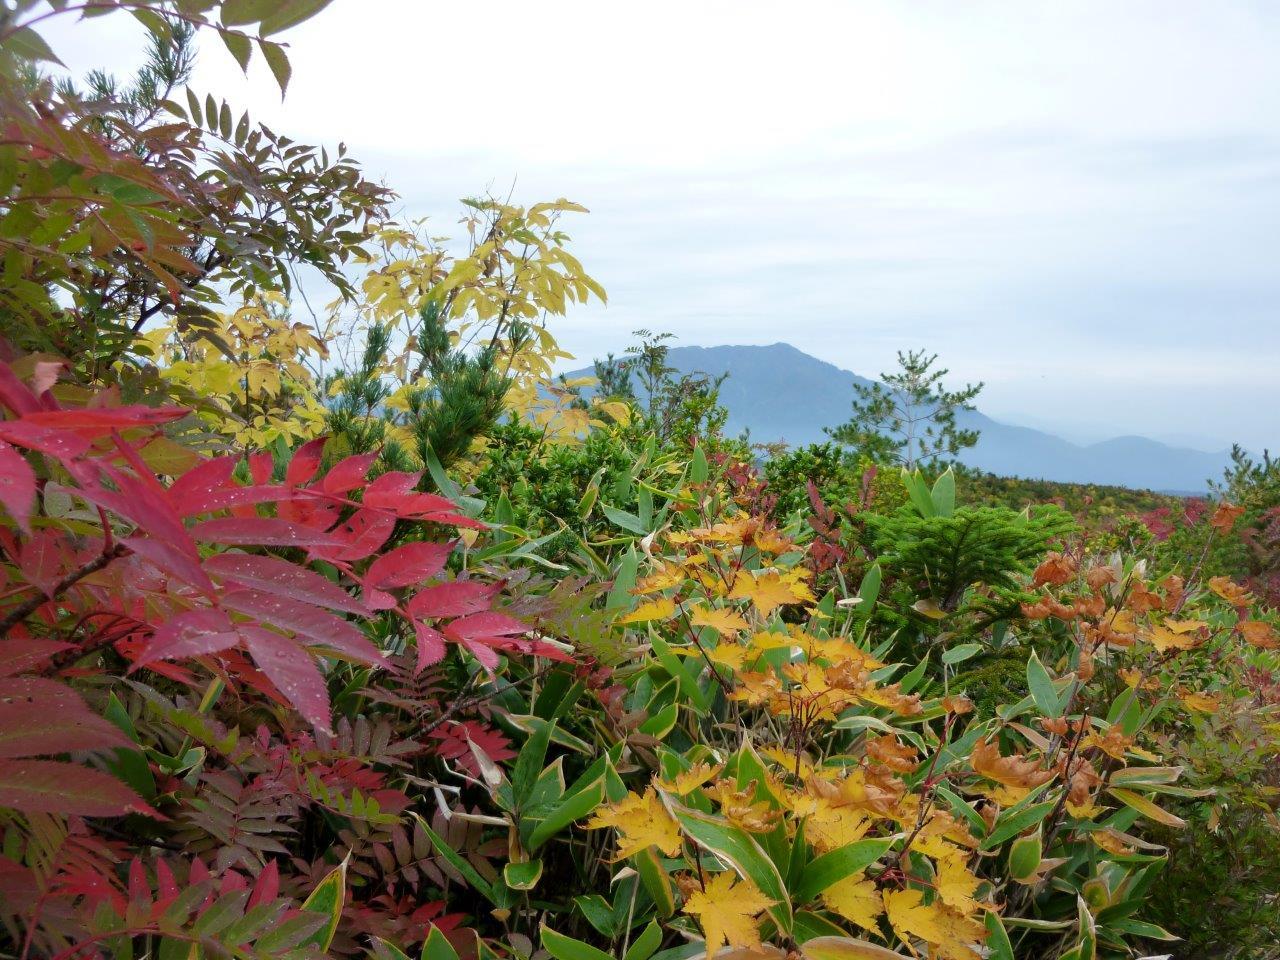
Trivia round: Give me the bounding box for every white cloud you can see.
[41,0,1280,450]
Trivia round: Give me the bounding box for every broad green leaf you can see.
[504,858,543,891]
[624,921,663,960]
[792,837,895,904]
[298,859,345,951]
[942,643,982,666]
[1026,650,1062,718]
[541,925,614,960]
[527,775,605,851]
[422,927,461,960]
[1107,788,1186,828]
[930,468,956,517]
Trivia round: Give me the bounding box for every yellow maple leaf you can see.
[657,762,723,795]
[681,871,775,959]
[1143,619,1206,652]
[585,788,682,860]
[933,849,982,916]
[883,888,985,959]
[690,606,750,636]
[821,873,884,933]
[729,570,813,617]
[617,597,676,625]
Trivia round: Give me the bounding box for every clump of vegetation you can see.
[0,7,1277,960]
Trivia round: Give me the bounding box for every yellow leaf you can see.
[681,871,775,959]
[821,874,883,933]
[617,597,676,625]
[585,788,682,860]
[882,889,984,959]
[933,850,981,916]
[656,762,722,795]
[729,571,813,617]
[690,606,750,636]
[1107,788,1186,828]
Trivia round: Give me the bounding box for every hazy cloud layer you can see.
[47,0,1280,451]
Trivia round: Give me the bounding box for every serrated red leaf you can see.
[239,625,332,732]
[0,440,35,534]
[0,759,154,816]
[323,452,378,495]
[0,420,90,460]
[311,508,394,562]
[413,621,447,672]
[169,455,237,513]
[248,858,280,908]
[0,678,131,758]
[0,638,72,676]
[203,554,369,614]
[136,609,239,664]
[220,589,386,667]
[248,452,273,484]
[0,363,40,416]
[364,541,453,590]
[191,517,343,548]
[444,613,527,643]
[287,437,327,487]
[406,580,499,619]
[127,858,148,904]
[22,406,187,429]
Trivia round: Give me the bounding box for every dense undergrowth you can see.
[1,6,1278,960]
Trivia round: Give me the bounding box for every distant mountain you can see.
[569,343,1232,492]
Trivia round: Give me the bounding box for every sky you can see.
[46,1,1280,452]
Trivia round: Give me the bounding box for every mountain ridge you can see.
[568,342,1232,492]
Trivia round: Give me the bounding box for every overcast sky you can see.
[49,1,1280,451]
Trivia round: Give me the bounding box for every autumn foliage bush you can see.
[3,5,1280,960]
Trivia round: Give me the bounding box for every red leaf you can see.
[0,759,154,816]
[0,440,36,534]
[0,420,90,460]
[413,622,447,672]
[191,517,343,548]
[169,455,237,514]
[203,554,369,615]
[0,678,131,758]
[0,363,41,416]
[127,858,148,903]
[22,406,187,429]
[0,638,72,676]
[220,589,387,667]
[406,580,499,619]
[17,530,71,597]
[364,541,454,590]
[311,508,394,562]
[248,859,280,908]
[239,625,332,732]
[323,452,378,495]
[444,613,527,644]
[287,437,327,487]
[136,609,240,664]
[248,452,273,484]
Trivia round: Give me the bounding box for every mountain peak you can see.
[572,343,1229,491]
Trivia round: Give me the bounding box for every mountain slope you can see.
[571,343,1231,492]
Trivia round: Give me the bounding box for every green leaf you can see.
[413,815,498,904]
[422,927,461,960]
[541,926,614,960]
[984,913,1015,960]
[670,803,791,933]
[512,720,554,808]
[297,859,345,951]
[625,921,663,960]
[902,469,936,518]
[503,858,543,891]
[634,845,676,917]
[981,801,1056,850]
[792,837,895,904]
[602,503,647,534]
[258,39,292,95]
[942,642,982,666]
[930,467,955,517]
[2,26,63,65]
[607,546,639,609]
[574,895,618,937]
[260,0,338,35]
[527,775,605,851]
[690,444,709,484]
[221,30,252,71]
[1026,650,1062,718]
